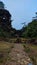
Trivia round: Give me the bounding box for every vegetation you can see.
[0,41,14,64]
[0,7,37,40]
[21,13,37,39]
[0,1,37,65]
[23,43,37,65]
[21,19,37,38]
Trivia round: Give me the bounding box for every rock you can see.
[24,61,29,65]
[27,58,30,61]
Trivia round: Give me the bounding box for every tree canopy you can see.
[21,19,37,38]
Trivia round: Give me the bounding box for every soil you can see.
[5,43,32,65]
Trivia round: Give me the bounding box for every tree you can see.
[21,13,37,38]
[0,9,12,38]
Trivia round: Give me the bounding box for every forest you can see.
[0,1,37,65]
[0,10,37,44]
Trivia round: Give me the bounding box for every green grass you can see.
[23,43,37,65]
[0,41,14,64]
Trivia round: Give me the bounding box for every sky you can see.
[0,0,37,30]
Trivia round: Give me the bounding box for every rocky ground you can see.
[5,43,32,65]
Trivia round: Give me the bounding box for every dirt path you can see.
[5,44,31,65]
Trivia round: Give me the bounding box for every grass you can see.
[0,41,14,64]
[23,43,37,65]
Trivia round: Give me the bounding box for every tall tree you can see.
[21,13,37,38]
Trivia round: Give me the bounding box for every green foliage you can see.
[0,27,12,39]
[22,19,37,38]
[0,8,13,38]
[23,43,37,65]
[23,44,31,53]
